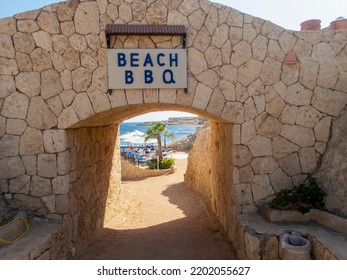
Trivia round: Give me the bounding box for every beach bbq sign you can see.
[108,49,187,89]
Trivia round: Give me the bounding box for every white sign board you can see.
[108,49,187,89]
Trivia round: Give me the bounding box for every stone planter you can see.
[300,19,321,30]
[259,203,347,235]
[0,211,28,246]
[330,18,347,30]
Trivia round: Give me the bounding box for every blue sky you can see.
[1,0,345,121]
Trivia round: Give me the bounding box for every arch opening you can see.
[66,105,235,255]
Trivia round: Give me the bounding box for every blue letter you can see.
[163,69,175,84]
[130,53,139,67]
[117,53,126,67]
[157,53,165,66]
[143,53,154,67]
[169,53,178,67]
[144,70,153,84]
[125,70,134,84]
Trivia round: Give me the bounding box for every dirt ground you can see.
[75,152,236,260]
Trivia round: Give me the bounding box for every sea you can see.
[120,122,198,147]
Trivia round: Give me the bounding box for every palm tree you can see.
[144,122,175,160]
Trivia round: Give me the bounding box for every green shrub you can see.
[270,175,326,214]
[147,157,175,170]
[160,157,175,169]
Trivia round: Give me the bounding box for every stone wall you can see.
[121,159,174,180]
[67,124,120,249]
[0,0,347,257]
[315,109,347,217]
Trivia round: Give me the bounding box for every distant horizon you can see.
[123,111,199,123]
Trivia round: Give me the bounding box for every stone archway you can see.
[1,0,347,258]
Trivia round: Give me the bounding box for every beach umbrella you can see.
[120,129,145,139]
[125,135,146,144]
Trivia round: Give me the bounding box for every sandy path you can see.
[75,153,236,260]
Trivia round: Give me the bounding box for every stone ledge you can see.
[237,212,347,260]
[0,218,69,259]
[259,203,347,236]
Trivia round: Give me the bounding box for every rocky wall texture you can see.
[0,0,347,255]
[67,124,120,249]
[315,109,347,217]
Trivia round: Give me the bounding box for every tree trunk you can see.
[157,134,162,161]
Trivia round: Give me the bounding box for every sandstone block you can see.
[53,35,70,55]
[0,117,5,138]
[235,184,253,205]
[299,147,318,173]
[233,145,252,167]
[53,175,70,195]
[0,135,19,157]
[20,127,44,155]
[266,97,285,118]
[57,150,71,175]
[314,116,332,143]
[262,236,279,260]
[0,157,25,179]
[37,12,61,34]
[58,106,80,129]
[72,67,92,92]
[196,69,219,89]
[88,86,111,113]
[312,87,347,117]
[43,130,68,153]
[6,119,27,135]
[72,92,94,120]
[41,69,64,100]
[37,154,57,178]
[299,59,319,90]
[60,70,73,91]
[252,35,268,61]
[205,46,222,68]
[61,21,75,37]
[243,23,257,44]
[231,41,252,67]
[211,24,229,48]
[269,168,292,192]
[272,136,300,159]
[206,88,226,117]
[75,2,100,35]
[244,230,261,260]
[0,34,15,58]
[221,102,244,123]
[238,59,262,86]
[257,115,282,138]
[219,79,235,101]
[12,194,44,215]
[15,72,40,97]
[22,155,37,176]
[241,120,256,145]
[278,153,302,176]
[0,75,15,99]
[0,17,16,35]
[260,57,281,86]
[33,31,53,51]
[0,58,18,75]
[296,105,322,128]
[251,174,274,201]
[192,83,212,110]
[188,48,208,76]
[12,32,35,54]
[279,104,298,125]
[317,63,339,88]
[31,48,53,72]
[92,66,108,92]
[239,165,254,183]
[146,1,167,24]
[188,9,206,30]
[9,175,30,194]
[204,5,218,35]
[248,135,272,157]
[1,92,29,119]
[27,96,57,129]
[285,82,313,106]
[167,10,189,26]
[47,96,63,117]
[41,195,56,213]
[280,124,315,147]
[30,176,52,196]
[55,194,69,214]
[81,48,98,70]
[250,156,278,174]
